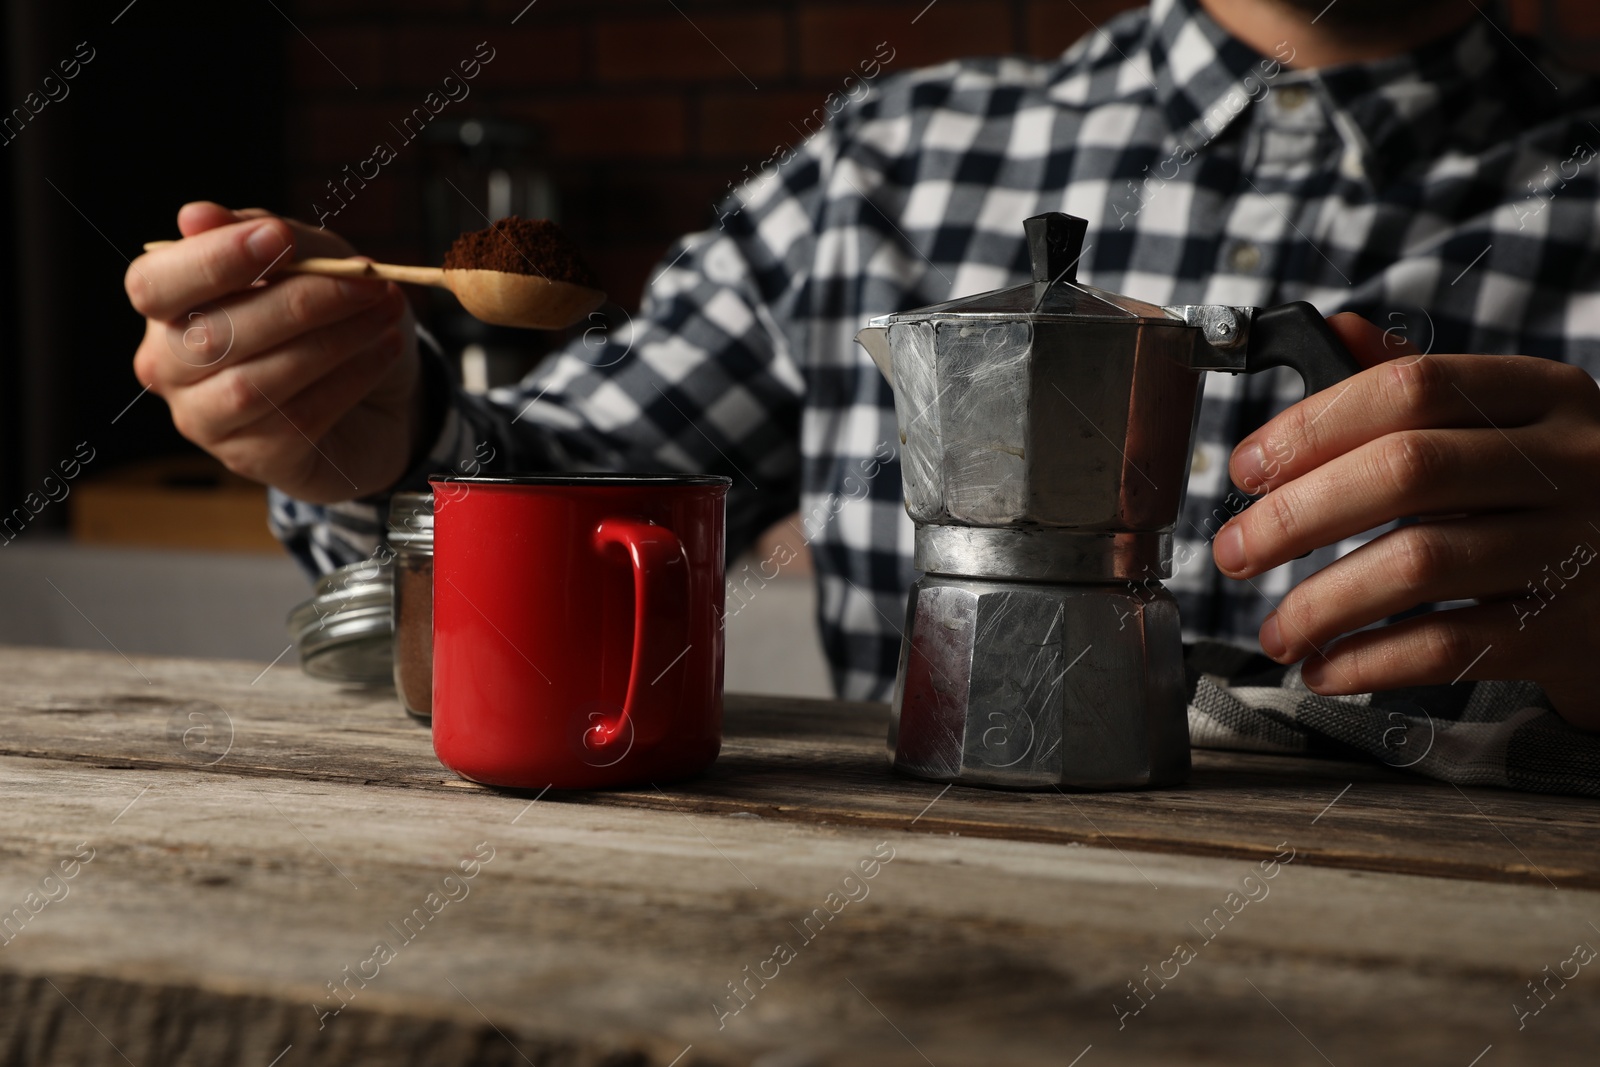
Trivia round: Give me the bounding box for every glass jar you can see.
[287,560,394,685]
[388,492,435,722]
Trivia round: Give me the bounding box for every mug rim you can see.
[429,471,732,488]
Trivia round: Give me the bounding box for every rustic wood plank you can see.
[2,647,1597,890]
[2,757,1597,1066]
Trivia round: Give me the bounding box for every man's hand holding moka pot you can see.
[1216,314,1600,730]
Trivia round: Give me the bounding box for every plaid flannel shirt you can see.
[273,0,1600,701]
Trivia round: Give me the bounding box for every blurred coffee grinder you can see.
[420,118,569,392]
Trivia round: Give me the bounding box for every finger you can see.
[277,215,358,259]
[1229,353,1585,495]
[177,201,249,237]
[174,292,408,441]
[1326,312,1420,368]
[222,278,401,372]
[246,326,409,446]
[1300,602,1535,695]
[126,217,296,322]
[1215,426,1562,579]
[210,329,409,492]
[155,274,398,389]
[176,202,352,258]
[1261,513,1593,662]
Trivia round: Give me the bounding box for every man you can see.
[126,0,1600,732]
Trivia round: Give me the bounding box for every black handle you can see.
[1246,302,1362,397]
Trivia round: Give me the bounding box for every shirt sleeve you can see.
[270,133,834,579]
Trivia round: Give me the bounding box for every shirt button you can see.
[1274,85,1310,111]
[1228,241,1262,273]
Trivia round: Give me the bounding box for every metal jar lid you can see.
[387,491,434,552]
[286,559,394,684]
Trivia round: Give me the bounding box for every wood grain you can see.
[2,757,1597,1066]
[2,645,1598,1065]
[2,647,1597,889]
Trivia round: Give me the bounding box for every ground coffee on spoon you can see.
[442,216,599,287]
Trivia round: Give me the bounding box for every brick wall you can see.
[284,0,1600,311]
[283,0,1141,306]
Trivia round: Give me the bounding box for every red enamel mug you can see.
[428,473,730,789]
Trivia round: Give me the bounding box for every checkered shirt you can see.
[272,0,1600,701]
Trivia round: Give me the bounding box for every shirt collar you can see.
[1313,17,1507,187]
[1144,0,1280,148]
[1133,0,1575,189]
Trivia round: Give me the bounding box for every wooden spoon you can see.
[142,242,606,330]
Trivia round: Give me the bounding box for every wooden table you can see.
[2,646,1597,1065]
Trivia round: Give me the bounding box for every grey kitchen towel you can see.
[1184,642,1600,797]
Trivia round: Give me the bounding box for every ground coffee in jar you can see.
[441,216,599,287]
[388,492,435,722]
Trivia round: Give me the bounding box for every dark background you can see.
[0,0,1589,534]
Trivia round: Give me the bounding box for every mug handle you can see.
[591,518,690,751]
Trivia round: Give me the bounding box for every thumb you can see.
[176,201,264,238]
[1325,311,1421,369]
